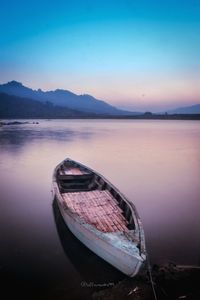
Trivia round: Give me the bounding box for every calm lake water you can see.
[0,119,200,299]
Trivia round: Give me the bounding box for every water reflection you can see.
[0,126,93,149]
[0,119,199,299]
[52,199,124,284]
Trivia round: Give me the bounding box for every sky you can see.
[0,0,200,112]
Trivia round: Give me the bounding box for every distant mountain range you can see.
[0,80,199,118]
[0,81,133,115]
[166,104,200,114]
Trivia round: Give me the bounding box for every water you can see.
[0,119,200,299]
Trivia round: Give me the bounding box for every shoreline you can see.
[91,263,200,300]
[1,114,200,121]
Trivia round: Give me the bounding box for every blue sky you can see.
[0,0,200,111]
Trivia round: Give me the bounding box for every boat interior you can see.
[57,160,136,233]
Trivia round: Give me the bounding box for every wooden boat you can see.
[52,158,146,277]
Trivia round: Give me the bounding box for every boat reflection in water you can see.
[52,199,125,285]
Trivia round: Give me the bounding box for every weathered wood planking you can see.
[62,190,128,233]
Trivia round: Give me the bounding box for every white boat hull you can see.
[57,197,144,277]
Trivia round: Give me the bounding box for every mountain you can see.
[0,81,132,115]
[0,93,91,118]
[166,104,200,114]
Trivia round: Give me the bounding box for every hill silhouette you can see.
[0,93,91,118]
[0,81,133,115]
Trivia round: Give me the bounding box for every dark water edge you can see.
[52,200,200,300]
[0,200,125,300]
[0,198,199,300]
[1,200,199,300]
[1,201,199,300]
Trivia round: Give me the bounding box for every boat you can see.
[52,158,146,277]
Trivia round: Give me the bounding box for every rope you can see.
[146,253,158,300]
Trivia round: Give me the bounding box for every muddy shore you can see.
[92,264,200,300]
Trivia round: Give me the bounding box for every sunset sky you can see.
[1,0,200,111]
